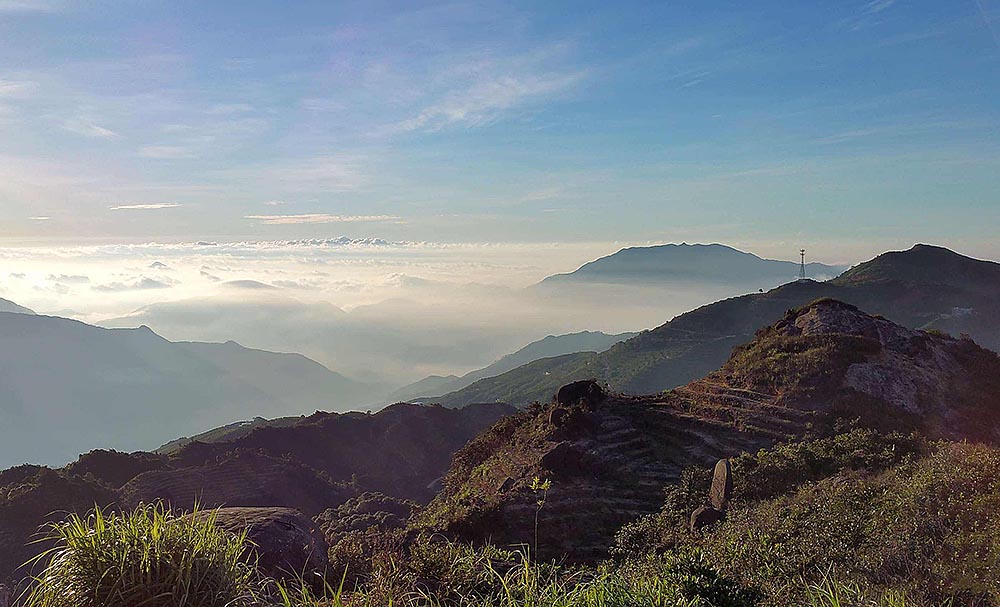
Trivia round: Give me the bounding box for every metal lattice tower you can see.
[799,249,806,280]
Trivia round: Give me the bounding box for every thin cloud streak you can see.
[109,203,182,210]
[244,214,402,225]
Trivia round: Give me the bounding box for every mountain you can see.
[388,331,636,403]
[0,297,34,314]
[0,402,513,585]
[538,243,845,287]
[0,312,377,468]
[436,245,1000,407]
[415,299,1000,561]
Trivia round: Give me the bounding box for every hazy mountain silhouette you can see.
[0,297,34,315]
[537,243,845,287]
[388,330,636,403]
[0,310,377,467]
[437,245,1000,407]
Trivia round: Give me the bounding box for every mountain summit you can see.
[538,243,845,287]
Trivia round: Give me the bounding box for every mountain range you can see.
[0,312,378,467]
[434,244,1000,407]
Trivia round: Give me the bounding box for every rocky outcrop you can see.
[197,508,328,581]
[417,300,1000,562]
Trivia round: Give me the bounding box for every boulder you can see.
[198,507,328,580]
[709,459,733,510]
[555,380,605,407]
[689,505,724,531]
[540,441,591,476]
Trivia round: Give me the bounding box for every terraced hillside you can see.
[437,245,1000,407]
[416,299,1000,561]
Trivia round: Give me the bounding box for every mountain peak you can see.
[833,244,1000,288]
[538,242,846,287]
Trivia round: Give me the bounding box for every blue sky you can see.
[1,0,998,261]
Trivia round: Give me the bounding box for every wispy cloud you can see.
[0,79,37,97]
[254,156,367,192]
[109,203,181,210]
[61,118,117,139]
[28,216,51,221]
[0,0,59,12]
[47,273,89,284]
[391,71,584,133]
[863,0,896,15]
[244,213,401,225]
[93,277,176,292]
[973,0,1000,50]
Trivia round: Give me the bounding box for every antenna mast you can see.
[799,249,806,280]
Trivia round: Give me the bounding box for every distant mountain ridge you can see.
[0,297,34,314]
[538,243,845,287]
[0,309,378,467]
[437,244,1000,407]
[388,330,636,403]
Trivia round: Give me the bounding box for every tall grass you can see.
[271,549,732,607]
[22,503,261,607]
[803,573,948,607]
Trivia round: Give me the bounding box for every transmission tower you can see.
[799,249,806,280]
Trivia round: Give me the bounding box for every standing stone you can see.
[709,459,733,510]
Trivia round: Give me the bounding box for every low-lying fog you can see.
[0,238,815,387]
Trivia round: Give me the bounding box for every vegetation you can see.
[23,504,261,607]
[14,431,1000,606]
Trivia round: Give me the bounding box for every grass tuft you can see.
[22,503,261,607]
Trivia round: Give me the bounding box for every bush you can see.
[24,503,261,607]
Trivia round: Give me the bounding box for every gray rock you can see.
[689,505,724,531]
[540,441,590,476]
[197,507,328,580]
[555,380,605,407]
[709,459,733,510]
[548,407,570,427]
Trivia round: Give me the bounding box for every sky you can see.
[0,0,998,383]
[0,0,997,254]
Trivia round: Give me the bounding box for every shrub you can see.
[23,503,260,607]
